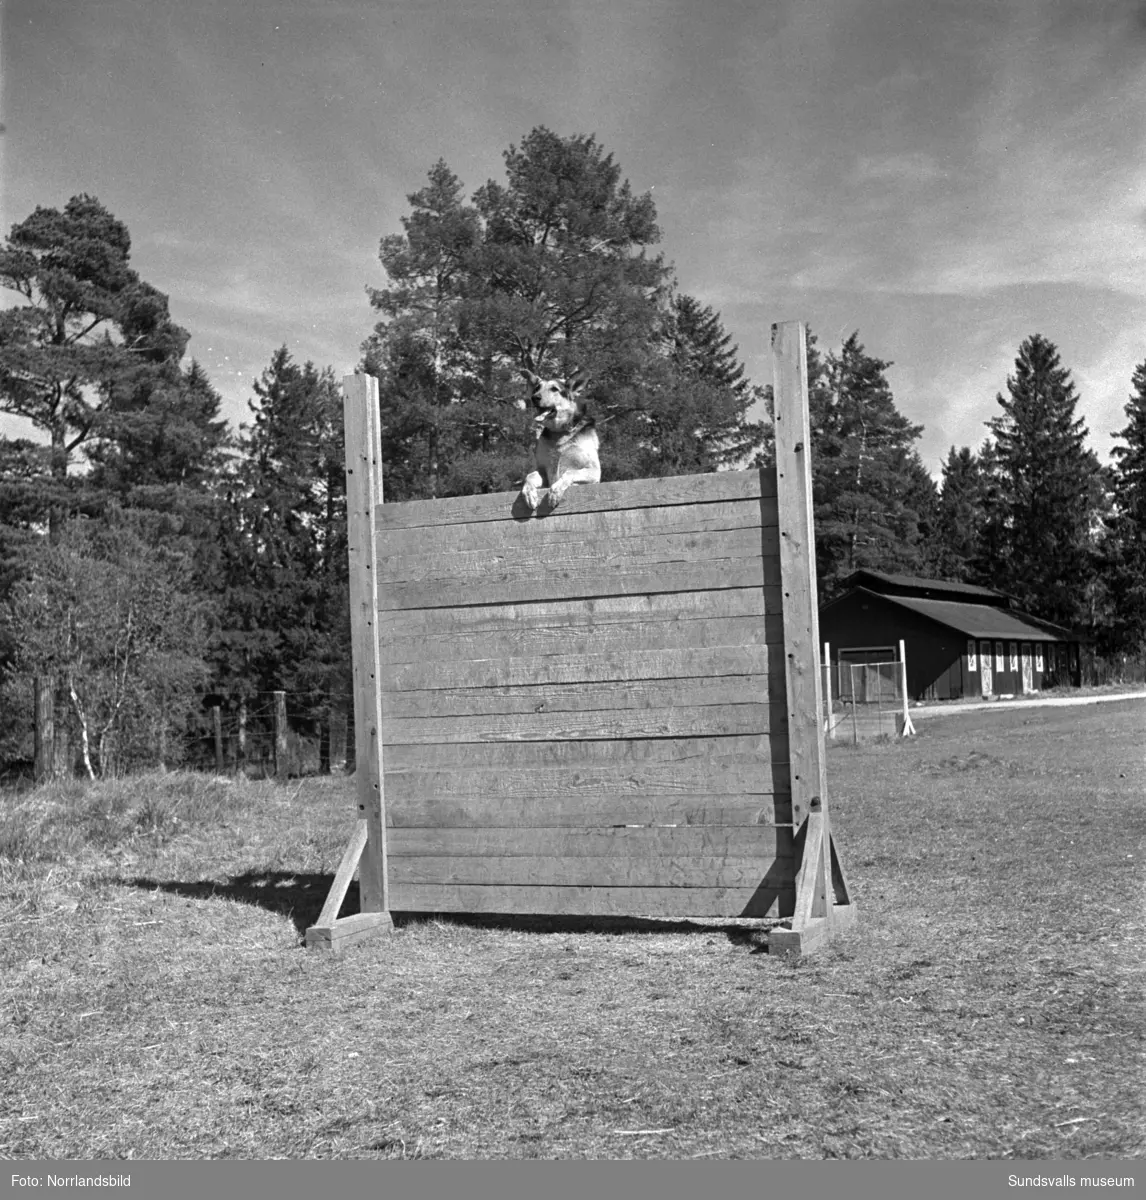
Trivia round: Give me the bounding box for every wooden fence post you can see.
[33,676,54,783]
[237,697,247,773]
[273,691,288,777]
[212,705,224,773]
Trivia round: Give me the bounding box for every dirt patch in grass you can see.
[1,703,1143,1160]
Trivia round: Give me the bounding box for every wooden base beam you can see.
[768,810,856,955]
[305,819,394,953]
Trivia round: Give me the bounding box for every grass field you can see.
[0,700,1143,1160]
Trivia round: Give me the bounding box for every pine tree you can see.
[809,333,932,596]
[0,195,189,542]
[364,131,768,498]
[1102,359,1146,655]
[983,334,1101,627]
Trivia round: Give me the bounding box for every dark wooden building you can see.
[819,571,1081,702]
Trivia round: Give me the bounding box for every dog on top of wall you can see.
[519,369,601,514]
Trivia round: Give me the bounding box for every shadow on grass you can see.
[121,871,349,935]
[120,872,783,950]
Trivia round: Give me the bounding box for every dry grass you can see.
[0,701,1143,1160]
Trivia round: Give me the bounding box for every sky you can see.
[2,0,1145,480]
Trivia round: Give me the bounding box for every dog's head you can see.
[523,370,588,433]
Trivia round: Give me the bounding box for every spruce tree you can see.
[809,332,932,596]
[935,446,987,580]
[217,349,350,768]
[984,334,1101,627]
[662,293,767,471]
[1103,359,1146,655]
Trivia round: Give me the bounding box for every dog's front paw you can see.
[521,481,542,511]
[546,481,568,510]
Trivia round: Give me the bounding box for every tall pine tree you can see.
[0,195,189,542]
[363,130,767,498]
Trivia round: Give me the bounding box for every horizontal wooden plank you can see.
[384,736,791,810]
[382,700,784,744]
[385,731,781,771]
[384,643,787,692]
[383,674,785,720]
[386,792,793,829]
[379,526,779,611]
[387,881,794,919]
[382,613,783,671]
[378,468,776,530]
[388,855,795,889]
[380,497,775,559]
[381,586,779,640]
[387,824,792,858]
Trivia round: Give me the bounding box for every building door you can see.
[979,640,993,697]
[1021,645,1033,693]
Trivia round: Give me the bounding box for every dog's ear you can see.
[568,371,587,397]
[520,369,541,388]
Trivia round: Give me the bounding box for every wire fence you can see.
[822,659,914,744]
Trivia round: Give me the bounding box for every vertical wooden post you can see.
[343,372,388,915]
[305,372,393,951]
[897,639,916,737]
[34,676,54,783]
[769,321,855,954]
[771,321,827,832]
[822,642,834,740]
[237,697,248,773]
[212,706,224,772]
[272,690,288,777]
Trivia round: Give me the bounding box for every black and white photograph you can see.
[0,0,1143,1184]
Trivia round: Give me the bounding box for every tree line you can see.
[0,129,1142,778]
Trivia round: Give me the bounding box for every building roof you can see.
[845,589,1071,641]
[839,570,1010,605]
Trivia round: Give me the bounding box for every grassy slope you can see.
[0,701,1143,1160]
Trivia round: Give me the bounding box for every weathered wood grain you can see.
[384,642,787,692]
[380,496,776,558]
[387,882,794,919]
[383,614,782,669]
[381,585,780,638]
[378,469,778,530]
[772,326,829,830]
[385,792,793,829]
[381,595,785,665]
[388,855,795,889]
[383,674,782,720]
[387,824,792,858]
[342,372,388,912]
[382,699,784,745]
[379,526,780,611]
[383,735,791,810]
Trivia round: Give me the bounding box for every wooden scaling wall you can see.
[306,321,855,954]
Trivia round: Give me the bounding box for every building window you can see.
[995,641,1004,671]
[967,640,977,672]
[1035,644,1044,672]
[1009,642,1018,672]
